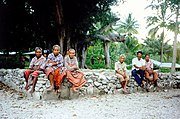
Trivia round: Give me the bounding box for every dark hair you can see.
[137,51,143,55]
[35,47,42,52]
[145,54,149,57]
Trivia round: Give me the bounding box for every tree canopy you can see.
[0,0,119,53]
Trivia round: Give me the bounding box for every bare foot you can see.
[153,87,160,92]
[54,89,60,95]
[72,88,78,93]
[29,89,35,94]
[25,84,29,91]
[54,90,58,95]
[47,86,54,91]
[122,88,129,94]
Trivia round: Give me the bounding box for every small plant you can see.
[159,68,171,73]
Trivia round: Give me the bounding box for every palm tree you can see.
[177,42,180,64]
[168,0,180,74]
[144,37,172,55]
[146,0,172,62]
[112,13,141,64]
[143,37,172,62]
[115,13,139,36]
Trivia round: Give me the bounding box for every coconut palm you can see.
[177,42,180,64]
[143,37,173,62]
[167,0,180,74]
[146,0,172,62]
[115,13,139,36]
[111,13,141,64]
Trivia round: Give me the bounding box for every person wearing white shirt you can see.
[131,51,146,88]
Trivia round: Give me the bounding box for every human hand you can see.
[56,62,61,65]
[123,74,127,78]
[147,69,153,74]
[139,66,145,70]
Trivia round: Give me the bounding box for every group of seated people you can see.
[24,45,86,94]
[24,45,159,95]
[115,51,159,94]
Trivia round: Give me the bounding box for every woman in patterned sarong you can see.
[24,47,46,93]
[45,45,66,93]
[64,49,86,92]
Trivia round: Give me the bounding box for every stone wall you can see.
[0,68,180,100]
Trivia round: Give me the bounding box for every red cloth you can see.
[53,68,66,90]
[66,70,86,90]
[24,69,39,79]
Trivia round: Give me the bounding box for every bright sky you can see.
[110,0,180,45]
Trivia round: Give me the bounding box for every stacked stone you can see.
[0,69,7,81]
[1,68,180,100]
[128,77,142,93]
[168,72,180,88]
[31,73,49,99]
[82,70,136,95]
[158,73,176,89]
[0,69,25,92]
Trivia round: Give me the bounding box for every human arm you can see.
[28,57,35,70]
[47,60,61,66]
[145,61,153,73]
[115,62,126,77]
[64,56,79,71]
[45,53,62,67]
[56,55,63,67]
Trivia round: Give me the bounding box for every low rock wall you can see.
[0,68,180,100]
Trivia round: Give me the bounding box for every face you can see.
[35,49,42,58]
[119,56,125,63]
[53,47,60,56]
[137,53,142,59]
[69,50,75,58]
[145,55,150,61]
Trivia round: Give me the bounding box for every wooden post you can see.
[104,41,111,68]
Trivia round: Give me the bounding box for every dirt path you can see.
[0,81,180,119]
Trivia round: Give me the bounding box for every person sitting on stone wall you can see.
[144,54,159,91]
[44,45,66,94]
[115,54,129,94]
[64,48,86,92]
[131,51,147,90]
[24,47,46,93]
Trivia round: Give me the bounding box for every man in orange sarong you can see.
[64,48,86,92]
[45,45,66,94]
[145,54,159,91]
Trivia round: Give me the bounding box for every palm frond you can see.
[148,26,159,38]
[146,16,159,27]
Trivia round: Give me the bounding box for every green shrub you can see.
[0,55,22,69]
[159,68,171,73]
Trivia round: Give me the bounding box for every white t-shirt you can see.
[132,57,145,70]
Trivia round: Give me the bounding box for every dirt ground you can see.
[0,81,180,119]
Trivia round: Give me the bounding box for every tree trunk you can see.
[81,45,87,68]
[55,0,64,54]
[104,41,111,68]
[160,29,164,63]
[58,28,65,54]
[171,5,179,74]
[66,25,71,52]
